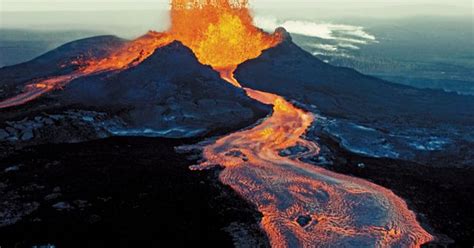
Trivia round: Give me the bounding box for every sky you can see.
[1,0,472,13]
[0,0,472,37]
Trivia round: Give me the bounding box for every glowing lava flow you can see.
[0,32,172,109]
[195,74,434,247]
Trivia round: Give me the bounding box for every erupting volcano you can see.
[0,0,436,247]
[0,0,280,108]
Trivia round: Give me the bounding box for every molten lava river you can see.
[196,81,433,247]
[0,0,434,246]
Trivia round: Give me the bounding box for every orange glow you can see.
[79,31,173,74]
[170,0,281,70]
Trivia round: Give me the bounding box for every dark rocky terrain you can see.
[0,39,270,150]
[0,137,269,248]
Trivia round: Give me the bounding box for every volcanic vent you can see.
[170,0,282,79]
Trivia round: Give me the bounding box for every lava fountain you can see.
[0,0,434,247]
[169,0,281,84]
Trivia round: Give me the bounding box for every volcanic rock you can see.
[52,202,73,211]
[4,165,19,173]
[44,193,61,201]
[278,144,309,157]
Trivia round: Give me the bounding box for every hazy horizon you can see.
[1,0,472,12]
[1,1,472,39]
[1,0,472,30]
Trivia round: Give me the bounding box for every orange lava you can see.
[0,75,74,109]
[170,0,281,70]
[79,31,173,74]
[195,73,434,247]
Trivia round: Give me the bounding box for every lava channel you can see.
[192,73,434,247]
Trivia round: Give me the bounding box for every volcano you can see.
[1,0,474,247]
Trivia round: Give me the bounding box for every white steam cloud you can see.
[307,44,339,52]
[254,16,377,53]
